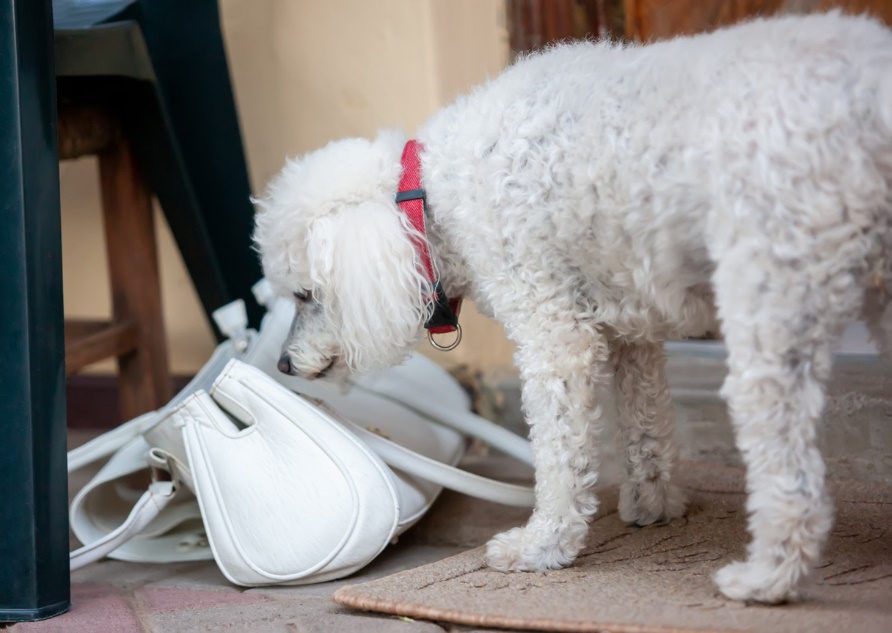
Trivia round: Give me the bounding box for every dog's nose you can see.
[277,354,292,375]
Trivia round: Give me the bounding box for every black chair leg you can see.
[0,0,70,621]
[114,0,265,330]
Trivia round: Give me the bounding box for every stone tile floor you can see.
[2,430,534,633]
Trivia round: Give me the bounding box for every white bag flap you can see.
[174,360,401,586]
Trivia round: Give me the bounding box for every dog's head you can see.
[253,130,435,379]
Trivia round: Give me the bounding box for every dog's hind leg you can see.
[710,240,866,603]
[485,308,610,573]
[611,340,687,526]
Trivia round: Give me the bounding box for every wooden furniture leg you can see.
[99,133,172,418]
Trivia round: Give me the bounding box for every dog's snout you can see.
[277,354,292,375]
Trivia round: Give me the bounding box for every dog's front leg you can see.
[485,319,610,572]
[611,340,687,526]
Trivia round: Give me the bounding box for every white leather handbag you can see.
[68,281,534,586]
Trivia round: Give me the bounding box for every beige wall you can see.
[61,0,516,376]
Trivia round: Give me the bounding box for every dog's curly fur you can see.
[254,12,892,603]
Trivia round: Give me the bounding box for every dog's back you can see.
[420,11,892,336]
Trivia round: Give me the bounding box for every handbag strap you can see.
[345,419,535,507]
[349,381,533,466]
[68,411,159,473]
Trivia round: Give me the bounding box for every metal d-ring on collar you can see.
[423,279,461,350]
[428,324,462,351]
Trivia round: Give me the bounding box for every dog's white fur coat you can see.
[254,12,892,603]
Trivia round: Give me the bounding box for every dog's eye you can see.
[293,290,312,303]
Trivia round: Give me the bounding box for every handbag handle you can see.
[70,480,177,570]
[69,438,192,572]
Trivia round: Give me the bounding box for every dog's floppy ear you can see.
[307,199,432,371]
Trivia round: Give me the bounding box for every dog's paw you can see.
[485,524,582,573]
[714,560,801,604]
[618,479,687,527]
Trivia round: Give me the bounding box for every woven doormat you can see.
[335,463,892,632]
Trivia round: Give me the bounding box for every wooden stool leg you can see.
[99,135,172,419]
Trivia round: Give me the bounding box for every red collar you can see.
[396,140,462,349]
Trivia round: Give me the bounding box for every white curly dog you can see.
[253,12,892,603]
